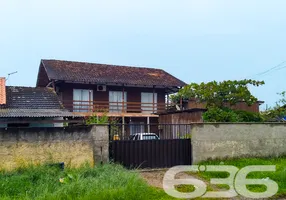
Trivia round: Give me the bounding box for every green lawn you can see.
[196,156,286,198]
[0,164,173,200]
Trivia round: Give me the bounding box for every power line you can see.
[244,61,286,79]
[256,65,286,79]
[274,65,286,71]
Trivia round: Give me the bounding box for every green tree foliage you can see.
[234,110,264,122]
[174,79,264,108]
[85,112,109,125]
[203,107,264,122]
[172,79,265,122]
[203,107,241,122]
[261,91,286,121]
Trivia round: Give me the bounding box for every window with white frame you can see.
[141,92,157,113]
[109,91,127,112]
[73,89,93,112]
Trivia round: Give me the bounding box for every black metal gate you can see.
[109,139,192,168]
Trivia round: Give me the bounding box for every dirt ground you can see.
[139,169,256,200]
[139,169,167,189]
[139,169,193,189]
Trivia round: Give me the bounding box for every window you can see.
[73,89,93,112]
[109,91,127,112]
[141,92,157,113]
[142,134,159,140]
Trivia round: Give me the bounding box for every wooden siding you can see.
[159,111,204,124]
[158,112,203,139]
[57,83,166,114]
[36,63,50,87]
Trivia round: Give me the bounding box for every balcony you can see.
[62,100,174,117]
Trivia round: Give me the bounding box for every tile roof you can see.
[5,86,62,109]
[0,109,75,118]
[39,59,186,87]
[0,86,75,118]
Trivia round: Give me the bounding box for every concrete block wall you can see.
[191,123,286,163]
[0,125,109,170]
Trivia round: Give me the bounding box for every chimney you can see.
[0,77,6,105]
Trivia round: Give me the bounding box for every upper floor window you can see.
[141,92,157,113]
[109,91,127,112]
[73,89,93,112]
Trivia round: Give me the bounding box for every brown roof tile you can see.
[5,86,62,109]
[39,59,186,87]
[0,86,77,118]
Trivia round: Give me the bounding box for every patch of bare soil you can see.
[139,169,197,189]
[139,169,254,200]
[139,169,167,189]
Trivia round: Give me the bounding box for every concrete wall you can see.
[0,125,109,170]
[191,123,286,163]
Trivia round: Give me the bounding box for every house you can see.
[36,59,186,134]
[0,77,76,128]
[183,98,264,113]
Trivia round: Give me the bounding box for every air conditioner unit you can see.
[97,85,106,92]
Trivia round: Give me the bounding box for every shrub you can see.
[203,107,264,122]
[85,112,109,125]
[234,110,264,122]
[203,107,241,122]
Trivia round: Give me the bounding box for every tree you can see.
[261,91,286,121]
[174,79,264,108]
[171,79,265,122]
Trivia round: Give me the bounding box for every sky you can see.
[1,0,286,109]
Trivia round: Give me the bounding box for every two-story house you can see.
[36,59,186,134]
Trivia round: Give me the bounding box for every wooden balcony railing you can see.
[62,100,173,114]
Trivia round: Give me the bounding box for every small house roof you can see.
[0,86,75,118]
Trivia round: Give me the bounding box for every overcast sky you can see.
[1,0,286,109]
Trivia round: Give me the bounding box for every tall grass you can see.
[0,164,172,200]
[197,156,286,196]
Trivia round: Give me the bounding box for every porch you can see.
[62,100,179,116]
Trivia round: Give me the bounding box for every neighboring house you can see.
[183,98,264,113]
[36,59,186,134]
[0,78,76,128]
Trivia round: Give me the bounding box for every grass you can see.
[0,163,174,200]
[195,156,286,197]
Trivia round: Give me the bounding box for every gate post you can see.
[91,125,109,165]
